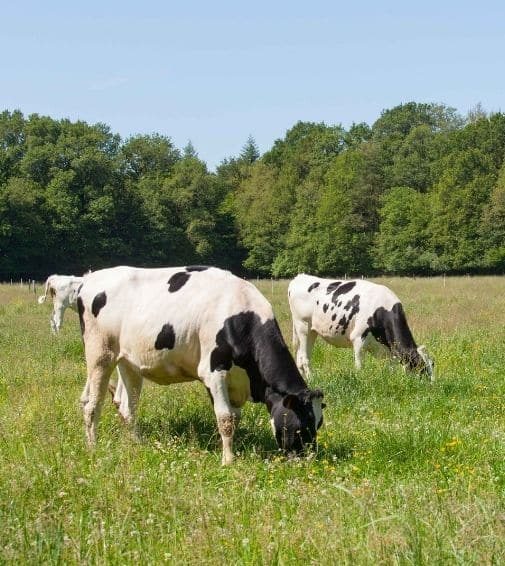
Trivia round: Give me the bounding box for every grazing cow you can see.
[288,274,434,380]
[77,266,324,464]
[38,274,84,333]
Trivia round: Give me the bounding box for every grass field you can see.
[1,276,505,564]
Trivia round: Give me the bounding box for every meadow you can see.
[0,276,505,564]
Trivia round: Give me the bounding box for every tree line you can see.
[1,102,504,279]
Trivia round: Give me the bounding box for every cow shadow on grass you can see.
[135,409,354,463]
[316,442,354,462]
[136,410,218,450]
[136,410,279,456]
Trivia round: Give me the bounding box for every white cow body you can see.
[38,274,84,332]
[77,266,323,464]
[289,274,433,379]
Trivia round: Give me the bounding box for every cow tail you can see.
[37,278,51,304]
[292,319,299,354]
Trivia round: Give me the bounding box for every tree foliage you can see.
[2,104,505,278]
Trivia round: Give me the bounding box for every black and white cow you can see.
[77,266,324,464]
[38,274,84,333]
[288,274,434,380]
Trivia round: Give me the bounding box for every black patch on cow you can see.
[77,283,83,295]
[323,304,329,313]
[267,388,323,452]
[326,281,342,294]
[91,292,107,317]
[364,302,423,371]
[337,301,342,307]
[209,311,308,403]
[331,313,336,321]
[77,297,85,335]
[185,265,209,272]
[168,271,190,292]
[308,282,320,293]
[336,294,360,334]
[344,295,359,311]
[316,300,319,305]
[154,323,176,350]
[210,311,323,452]
[210,334,234,372]
[330,281,356,304]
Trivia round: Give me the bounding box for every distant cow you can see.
[288,274,434,380]
[77,266,324,464]
[38,274,84,333]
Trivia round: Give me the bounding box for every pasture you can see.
[0,276,505,564]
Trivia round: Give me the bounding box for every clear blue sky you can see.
[2,1,504,169]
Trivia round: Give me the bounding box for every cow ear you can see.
[282,394,298,410]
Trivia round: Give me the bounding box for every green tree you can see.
[233,162,289,273]
[0,110,26,184]
[121,134,180,180]
[429,148,496,271]
[239,135,260,164]
[388,125,438,192]
[374,187,431,273]
[480,162,505,269]
[183,140,198,159]
[0,177,48,277]
[164,156,226,261]
[314,149,376,275]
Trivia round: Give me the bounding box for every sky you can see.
[1,1,504,169]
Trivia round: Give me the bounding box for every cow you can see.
[77,266,324,465]
[288,274,434,380]
[38,274,85,333]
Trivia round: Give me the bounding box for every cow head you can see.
[269,389,325,453]
[417,345,435,381]
[404,345,434,380]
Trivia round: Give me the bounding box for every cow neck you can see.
[388,303,418,356]
[249,318,308,398]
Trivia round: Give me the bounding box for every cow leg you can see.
[51,303,65,333]
[114,361,143,438]
[107,368,123,406]
[80,378,90,407]
[293,319,316,378]
[111,369,124,408]
[82,355,116,446]
[201,367,239,465]
[351,329,379,371]
[352,337,365,370]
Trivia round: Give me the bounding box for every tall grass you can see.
[1,277,505,563]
